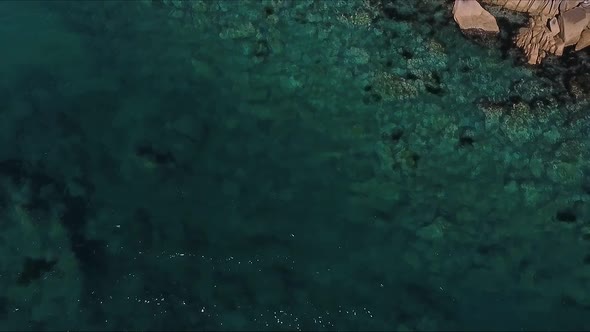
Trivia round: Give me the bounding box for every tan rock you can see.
[453,0,590,64]
[453,0,500,33]
[559,7,590,45]
[516,16,564,64]
[575,28,590,50]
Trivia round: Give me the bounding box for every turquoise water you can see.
[1,0,590,330]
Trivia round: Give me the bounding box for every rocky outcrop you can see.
[453,0,590,64]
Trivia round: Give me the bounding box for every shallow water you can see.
[1,1,589,330]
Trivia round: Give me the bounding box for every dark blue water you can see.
[1,1,590,330]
